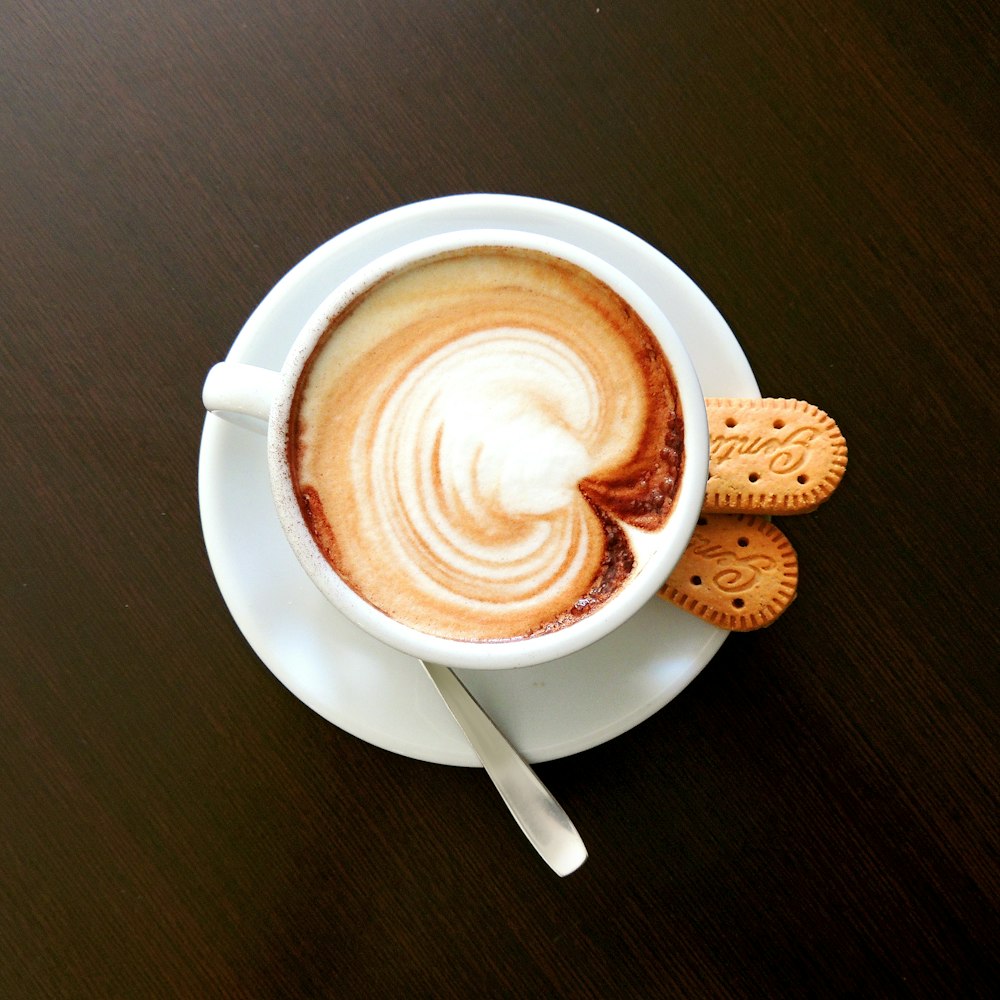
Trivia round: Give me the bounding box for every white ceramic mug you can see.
[203,228,709,670]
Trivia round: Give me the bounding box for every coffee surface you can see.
[289,247,683,642]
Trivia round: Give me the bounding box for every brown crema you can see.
[288,246,683,642]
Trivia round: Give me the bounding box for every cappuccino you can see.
[288,246,684,642]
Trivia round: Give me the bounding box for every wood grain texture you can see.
[2,1,997,997]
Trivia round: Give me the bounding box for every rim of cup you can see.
[267,229,709,670]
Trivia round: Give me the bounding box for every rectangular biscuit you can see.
[704,397,847,514]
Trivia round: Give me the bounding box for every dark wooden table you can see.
[3,2,996,997]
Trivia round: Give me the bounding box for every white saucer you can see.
[198,194,759,765]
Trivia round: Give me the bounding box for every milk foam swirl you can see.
[291,248,682,642]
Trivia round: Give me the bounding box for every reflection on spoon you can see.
[419,659,588,876]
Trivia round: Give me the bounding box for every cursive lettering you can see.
[711,426,815,475]
[688,531,776,593]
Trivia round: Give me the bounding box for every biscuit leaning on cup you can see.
[658,397,847,631]
[703,397,847,514]
[659,514,799,631]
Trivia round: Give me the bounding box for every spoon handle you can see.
[420,660,588,877]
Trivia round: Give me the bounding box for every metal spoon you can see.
[419,660,588,876]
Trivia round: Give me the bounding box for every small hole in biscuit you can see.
[748,472,759,483]
[690,575,702,586]
[737,536,749,547]
[697,516,708,526]
[773,418,785,429]
[725,417,737,428]
[732,598,745,609]
[797,474,808,484]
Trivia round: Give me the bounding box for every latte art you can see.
[290,247,683,642]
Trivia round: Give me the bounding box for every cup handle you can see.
[203,362,280,429]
